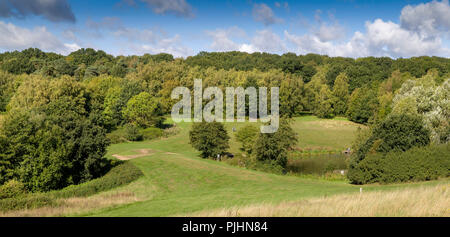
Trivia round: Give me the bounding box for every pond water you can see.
[286,153,350,175]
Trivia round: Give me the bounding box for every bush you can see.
[50,161,143,199]
[0,180,27,199]
[141,127,163,140]
[107,124,143,144]
[106,128,129,144]
[124,123,143,141]
[162,125,180,138]
[348,144,450,184]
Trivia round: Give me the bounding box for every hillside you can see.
[82,118,446,217]
[1,116,448,217]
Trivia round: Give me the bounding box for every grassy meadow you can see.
[1,116,448,217]
[189,184,449,217]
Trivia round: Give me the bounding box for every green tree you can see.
[315,84,334,118]
[254,119,298,170]
[348,113,431,184]
[347,87,378,124]
[332,72,349,115]
[0,78,110,191]
[352,113,430,164]
[123,92,164,128]
[303,65,327,112]
[235,125,259,155]
[279,77,304,117]
[189,121,230,158]
[0,71,20,111]
[103,86,125,129]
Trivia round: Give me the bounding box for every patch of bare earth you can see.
[112,149,154,160]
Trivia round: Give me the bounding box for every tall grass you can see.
[189,184,450,217]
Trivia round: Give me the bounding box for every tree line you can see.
[0,48,448,190]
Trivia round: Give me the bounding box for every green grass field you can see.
[72,116,448,217]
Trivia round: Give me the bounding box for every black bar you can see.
[0,217,447,236]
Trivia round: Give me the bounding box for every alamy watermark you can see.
[171,79,279,133]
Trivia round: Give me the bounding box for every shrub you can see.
[124,123,143,141]
[162,125,180,138]
[50,161,143,199]
[348,144,450,184]
[106,128,129,144]
[0,180,27,199]
[141,127,163,140]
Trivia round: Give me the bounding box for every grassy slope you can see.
[190,184,450,217]
[81,117,448,217]
[292,116,364,151]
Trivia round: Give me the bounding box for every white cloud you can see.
[206,27,247,52]
[285,18,450,58]
[284,31,335,55]
[130,35,193,57]
[313,23,345,42]
[110,26,192,57]
[363,19,445,57]
[63,43,81,52]
[0,21,78,55]
[252,3,283,26]
[310,9,346,42]
[206,27,285,54]
[250,29,285,53]
[400,0,450,38]
[113,27,158,43]
[140,0,194,18]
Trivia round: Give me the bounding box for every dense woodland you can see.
[0,48,449,191]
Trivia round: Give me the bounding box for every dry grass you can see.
[188,184,450,217]
[0,191,141,217]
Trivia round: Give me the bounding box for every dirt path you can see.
[112,149,154,160]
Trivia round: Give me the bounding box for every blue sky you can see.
[0,0,449,58]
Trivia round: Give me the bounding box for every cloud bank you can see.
[0,0,75,23]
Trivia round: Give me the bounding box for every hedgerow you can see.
[348,143,450,184]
